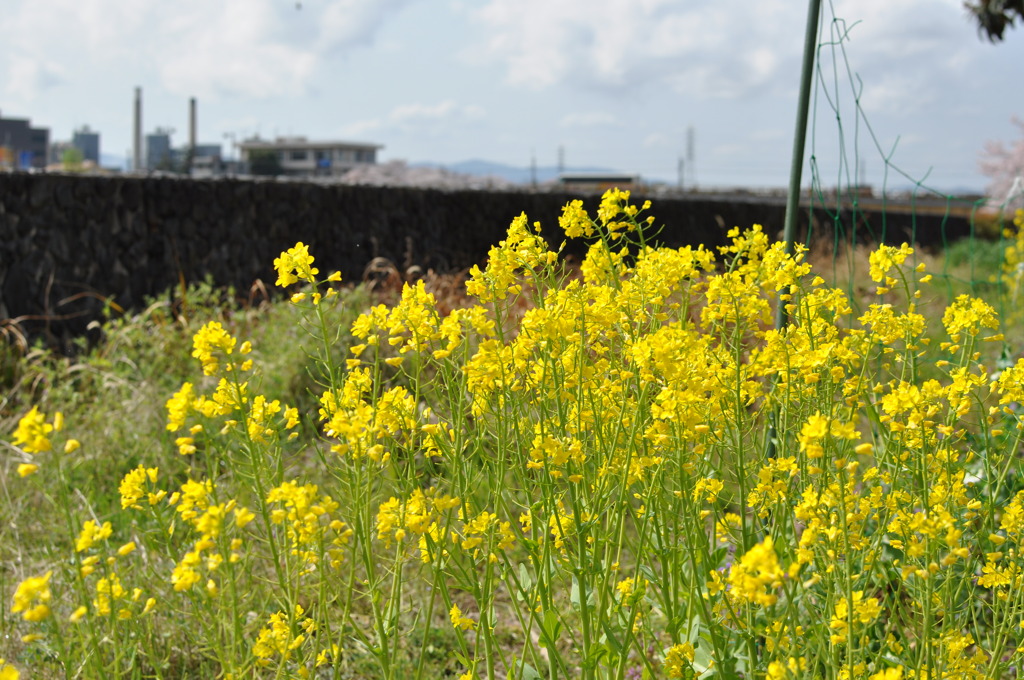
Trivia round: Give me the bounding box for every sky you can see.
[2,0,1023,193]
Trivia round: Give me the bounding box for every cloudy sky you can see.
[2,0,1022,192]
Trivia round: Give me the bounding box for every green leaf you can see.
[541,610,562,646]
[521,662,543,680]
[692,642,715,677]
[519,562,533,591]
[601,620,624,654]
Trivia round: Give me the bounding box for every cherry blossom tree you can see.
[980,117,1024,211]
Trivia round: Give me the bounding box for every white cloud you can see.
[0,0,413,101]
[391,100,484,124]
[342,100,487,138]
[643,132,670,148]
[5,55,65,101]
[472,0,799,97]
[560,112,619,128]
[471,0,984,111]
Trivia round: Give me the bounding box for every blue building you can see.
[0,110,50,170]
[146,129,174,170]
[72,126,100,164]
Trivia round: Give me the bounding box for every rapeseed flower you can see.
[11,571,52,622]
[0,659,19,680]
[726,536,784,606]
[12,406,54,454]
[449,603,476,631]
[165,382,195,431]
[252,606,315,664]
[273,242,319,288]
[76,519,113,552]
[664,642,695,677]
[191,321,237,376]
[119,465,161,509]
[868,243,914,283]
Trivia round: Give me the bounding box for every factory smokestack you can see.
[189,98,197,154]
[133,87,142,172]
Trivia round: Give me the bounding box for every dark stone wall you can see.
[0,173,970,346]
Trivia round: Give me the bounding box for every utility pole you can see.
[686,126,695,188]
[133,87,142,172]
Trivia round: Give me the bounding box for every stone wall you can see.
[0,173,970,346]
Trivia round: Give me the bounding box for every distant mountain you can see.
[101,153,127,171]
[412,159,620,185]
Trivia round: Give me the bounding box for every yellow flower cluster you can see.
[272,241,319,288]
[252,605,316,665]
[267,480,351,569]
[12,405,55,454]
[11,571,52,622]
[465,212,557,302]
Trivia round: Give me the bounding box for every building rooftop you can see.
[239,137,382,151]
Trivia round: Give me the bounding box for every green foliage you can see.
[247,149,283,177]
[61,147,84,171]
[967,0,1024,41]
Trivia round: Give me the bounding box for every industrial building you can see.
[0,111,50,170]
[72,126,100,164]
[238,137,382,178]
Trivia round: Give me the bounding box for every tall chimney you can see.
[189,97,197,155]
[133,87,142,172]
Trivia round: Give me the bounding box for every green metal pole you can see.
[776,0,822,330]
[767,0,822,465]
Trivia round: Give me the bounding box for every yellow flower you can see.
[726,536,784,606]
[868,243,914,283]
[11,571,52,622]
[665,642,695,678]
[0,659,20,680]
[830,591,881,644]
[693,477,724,503]
[942,294,998,344]
[252,606,315,664]
[119,465,160,510]
[234,506,256,528]
[449,603,476,631]
[12,406,53,454]
[246,394,282,443]
[16,463,39,477]
[558,199,594,238]
[94,573,127,616]
[76,520,113,552]
[191,322,238,376]
[165,382,195,432]
[273,242,319,287]
[171,551,202,592]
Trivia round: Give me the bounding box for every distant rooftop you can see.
[239,136,382,151]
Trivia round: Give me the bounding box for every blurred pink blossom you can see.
[980,117,1024,211]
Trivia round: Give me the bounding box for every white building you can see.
[238,136,382,178]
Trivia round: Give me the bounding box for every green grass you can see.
[0,281,372,677]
